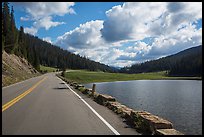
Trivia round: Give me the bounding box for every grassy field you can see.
[40,65,58,73]
[63,70,201,84]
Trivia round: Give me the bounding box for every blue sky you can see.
[12,2,124,43]
[10,2,202,67]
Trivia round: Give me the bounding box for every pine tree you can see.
[2,15,5,52]
[27,45,34,66]
[10,6,18,54]
[17,26,27,58]
[33,46,40,71]
[2,2,10,37]
[2,3,18,54]
[2,2,13,53]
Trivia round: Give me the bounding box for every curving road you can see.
[2,73,140,135]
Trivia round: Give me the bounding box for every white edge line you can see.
[57,77,120,135]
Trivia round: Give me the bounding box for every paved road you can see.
[2,73,140,135]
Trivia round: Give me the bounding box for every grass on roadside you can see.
[40,65,58,73]
[63,70,158,84]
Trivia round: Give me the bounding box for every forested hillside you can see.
[120,45,202,77]
[2,2,116,73]
[24,33,116,72]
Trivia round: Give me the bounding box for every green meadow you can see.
[63,70,201,84]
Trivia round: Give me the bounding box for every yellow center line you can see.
[2,76,47,112]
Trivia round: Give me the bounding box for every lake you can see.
[83,80,202,135]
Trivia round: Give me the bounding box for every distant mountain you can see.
[120,45,202,76]
[109,66,121,71]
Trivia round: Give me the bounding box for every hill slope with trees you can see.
[120,45,202,77]
[2,2,116,73]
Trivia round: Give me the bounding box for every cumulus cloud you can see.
[116,41,151,62]
[56,20,105,49]
[148,24,202,57]
[33,16,65,30]
[43,37,52,44]
[104,2,202,65]
[24,26,38,35]
[101,2,167,42]
[56,2,202,67]
[14,2,75,20]
[14,2,75,35]
[101,2,202,43]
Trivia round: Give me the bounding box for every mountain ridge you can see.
[120,45,202,77]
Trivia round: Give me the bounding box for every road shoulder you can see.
[67,83,140,135]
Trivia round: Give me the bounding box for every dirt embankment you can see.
[2,51,40,87]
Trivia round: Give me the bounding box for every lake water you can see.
[83,80,202,135]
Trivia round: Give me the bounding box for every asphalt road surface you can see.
[2,73,140,135]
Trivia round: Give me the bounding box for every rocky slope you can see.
[2,51,39,87]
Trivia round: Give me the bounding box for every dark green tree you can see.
[33,46,40,71]
[2,2,10,37]
[10,6,18,54]
[2,2,12,53]
[2,3,18,54]
[17,26,27,58]
[2,14,5,52]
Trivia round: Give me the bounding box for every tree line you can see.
[2,2,116,73]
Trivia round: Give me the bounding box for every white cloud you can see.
[15,2,75,20]
[55,20,137,67]
[67,47,136,67]
[20,16,30,21]
[148,24,202,58]
[101,2,167,42]
[102,2,202,66]
[24,27,38,35]
[56,2,202,67]
[116,41,152,62]
[33,16,65,30]
[101,2,202,43]
[43,37,52,44]
[147,2,202,37]
[14,2,75,35]
[56,20,105,49]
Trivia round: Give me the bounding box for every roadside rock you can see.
[94,94,116,105]
[130,111,173,134]
[106,101,122,114]
[120,105,133,120]
[70,82,78,87]
[156,129,184,135]
[93,92,100,99]
[106,101,135,127]
[76,84,85,89]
